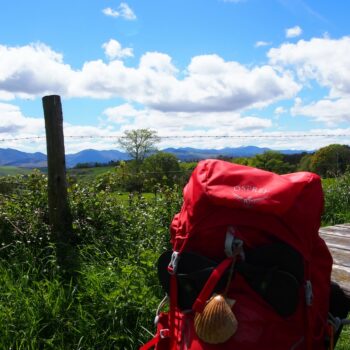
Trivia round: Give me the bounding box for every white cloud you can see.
[139,52,178,75]
[102,7,118,17]
[274,106,287,115]
[119,2,136,20]
[291,97,350,125]
[102,3,136,20]
[1,101,348,154]
[268,36,350,98]
[0,102,45,151]
[0,44,300,114]
[255,41,272,48]
[285,26,302,38]
[0,43,73,97]
[102,39,133,60]
[103,103,272,133]
[148,54,300,113]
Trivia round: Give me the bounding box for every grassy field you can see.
[68,165,115,182]
[0,166,33,176]
[0,165,112,178]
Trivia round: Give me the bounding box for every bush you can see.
[0,172,182,349]
[322,172,350,226]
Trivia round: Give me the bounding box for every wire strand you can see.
[1,133,350,143]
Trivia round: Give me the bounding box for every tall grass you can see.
[0,173,181,349]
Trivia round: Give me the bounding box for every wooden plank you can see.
[331,265,350,296]
[328,247,350,268]
[319,226,350,237]
[319,234,350,252]
[320,224,350,297]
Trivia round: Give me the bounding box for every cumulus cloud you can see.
[0,43,73,97]
[0,102,44,135]
[268,36,350,97]
[103,102,272,133]
[148,54,300,112]
[0,102,45,152]
[285,26,302,38]
[1,100,348,153]
[0,44,300,114]
[291,97,350,125]
[102,3,136,20]
[102,39,133,60]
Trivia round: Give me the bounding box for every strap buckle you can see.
[167,251,180,275]
[225,226,244,259]
[305,280,313,306]
[159,329,170,339]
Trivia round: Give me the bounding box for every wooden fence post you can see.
[42,95,78,277]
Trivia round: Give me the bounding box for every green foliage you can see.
[248,151,294,174]
[231,157,250,166]
[118,129,160,169]
[298,153,313,171]
[310,144,350,177]
[0,168,349,348]
[142,152,181,191]
[322,172,350,226]
[0,171,182,349]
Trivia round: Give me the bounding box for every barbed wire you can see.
[1,133,350,143]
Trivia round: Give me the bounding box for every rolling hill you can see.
[0,146,307,168]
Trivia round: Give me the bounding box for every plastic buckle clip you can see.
[168,251,180,275]
[305,280,313,306]
[159,329,170,339]
[225,226,245,260]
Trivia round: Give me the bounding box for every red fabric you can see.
[192,257,233,313]
[167,160,333,350]
[140,313,171,350]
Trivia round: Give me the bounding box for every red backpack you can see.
[141,159,333,350]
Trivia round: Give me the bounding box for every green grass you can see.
[0,171,349,348]
[0,166,32,176]
[68,166,115,182]
[322,173,350,226]
[337,327,350,349]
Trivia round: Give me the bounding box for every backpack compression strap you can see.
[139,328,170,350]
[192,257,234,313]
[193,227,242,313]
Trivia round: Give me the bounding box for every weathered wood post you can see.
[42,95,78,278]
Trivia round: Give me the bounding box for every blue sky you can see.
[0,0,350,153]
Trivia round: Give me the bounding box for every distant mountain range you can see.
[0,146,308,168]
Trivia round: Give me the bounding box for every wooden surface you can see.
[319,223,350,296]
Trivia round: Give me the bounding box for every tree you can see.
[118,129,160,170]
[298,153,313,172]
[141,152,181,191]
[310,144,350,177]
[249,151,294,174]
[232,157,250,166]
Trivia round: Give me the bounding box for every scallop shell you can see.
[194,294,237,344]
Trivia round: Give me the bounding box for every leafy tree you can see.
[298,153,313,172]
[232,157,250,166]
[118,129,160,170]
[141,152,181,191]
[249,151,294,174]
[283,152,309,168]
[310,144,350,178]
